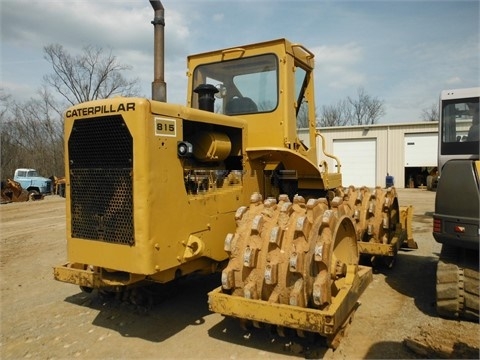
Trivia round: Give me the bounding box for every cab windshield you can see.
[441,97,479,155]
[192,54,278,115]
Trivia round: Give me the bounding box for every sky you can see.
[1,0,479,124]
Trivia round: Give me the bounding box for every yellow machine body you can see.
[54,38,413,346]
[55,39,342,285]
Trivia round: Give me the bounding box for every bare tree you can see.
[421,103,439,122]
[43,44,140,106]
[2,44,143,181]
[318,88,386,127]
[319,99,350,127]
[347,87,385,125]
[0,90,10,120]
[0,91,17,179]
[1,89,64,179]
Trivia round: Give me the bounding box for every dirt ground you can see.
[1,189,479,359]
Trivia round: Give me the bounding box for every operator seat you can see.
[225,97,258,115]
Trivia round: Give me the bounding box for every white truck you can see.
[13,168,52,196]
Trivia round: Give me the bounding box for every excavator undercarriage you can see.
[436,244,479,321]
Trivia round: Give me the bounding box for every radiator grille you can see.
[69,115,134,245]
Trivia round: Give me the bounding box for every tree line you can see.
[297,87,439,129]
[319,87,386,127]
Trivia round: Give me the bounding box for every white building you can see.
[298,121,439,189]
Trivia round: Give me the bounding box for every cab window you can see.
[192,54,278,115]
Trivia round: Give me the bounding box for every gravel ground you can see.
[0,188,479,359]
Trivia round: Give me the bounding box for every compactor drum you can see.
[211,192,371,347]
[210,185,409,347]
[343,186,414,267]
[54,1,414,349]
[221,192,357,307]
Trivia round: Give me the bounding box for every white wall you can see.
[298,121,439,188]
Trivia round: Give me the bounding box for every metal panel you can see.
[333,138,377,188]
[404,133,438,167]
[299,121,439,188]
[208,266,372,336]
[69,115,134,245]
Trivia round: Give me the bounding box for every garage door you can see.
[333,138,376,188]
[404,133,437,167]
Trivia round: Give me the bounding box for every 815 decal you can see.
[154,117,176,137]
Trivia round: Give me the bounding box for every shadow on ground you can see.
[63,272,330,358]
[207,316,330,359]
[364,341,419,359]
[64,273,220,342]
[373,251,439,318]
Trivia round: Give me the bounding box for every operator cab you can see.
[191,53,278,115]
[439,89,479,173]
[187,39,317,152]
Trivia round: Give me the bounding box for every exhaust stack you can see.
[150,0,166,102]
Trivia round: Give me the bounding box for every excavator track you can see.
[436,244,480,322]
[210,192,371,347]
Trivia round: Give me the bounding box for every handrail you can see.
[315,131,342,174]
[221,47,246,59]
[291,43,315,60]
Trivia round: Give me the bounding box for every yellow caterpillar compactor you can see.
[54,1,415,348]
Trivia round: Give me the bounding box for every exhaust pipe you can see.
[150,0,166,102]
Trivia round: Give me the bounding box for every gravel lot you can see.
[1,188,478,359]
